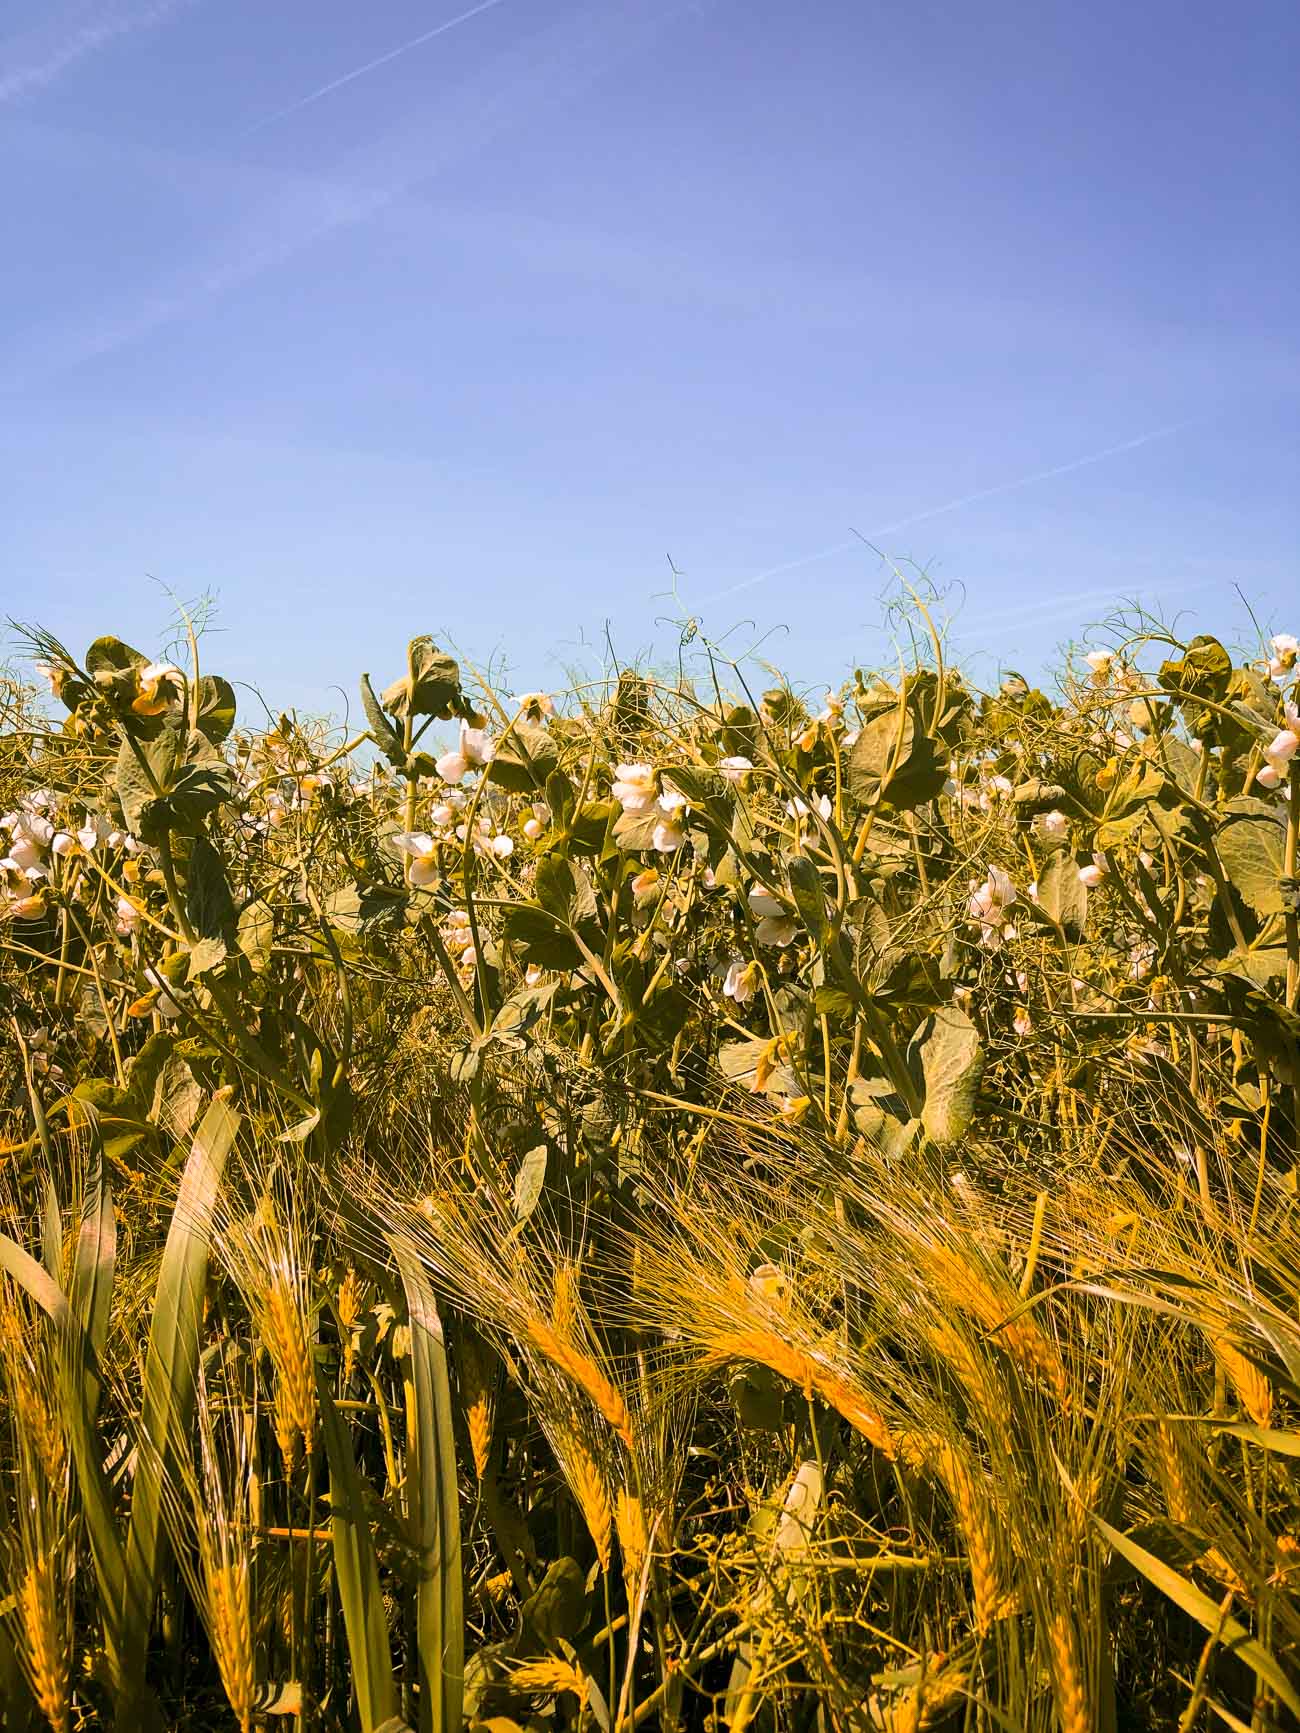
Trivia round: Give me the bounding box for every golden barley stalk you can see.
[567,1441,613,1573]
[925,1247,1069,1403]
[705,1327,894,1457]
[18,1554,70,1733]
[615,1488,649,1593]
[1046,1608,1090,1733]
[524,1317,633,1448]
[933,1444,1008,1636]
[458,1333,495,1480]
[881,1664,969,1733]
[552,1261,580,1337]
[1146,1422,1195,1526]
[921,1318,986,1398]
[337,1266,367,1383]
[14,1380,65,1485]
[511,1657,589,1704]
[208,1561,256,1733]
[1208,1333,1273,1427]
[262,1279,315,1467]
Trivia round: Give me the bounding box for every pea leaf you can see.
[914,1006,984,1145]
[488,721,558,794]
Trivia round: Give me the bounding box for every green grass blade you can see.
[0,1229,128,1679]
[119,1090,239,1712]
[1093,1511,1300,1718]
[315,1370,403,1731]
[41,1175,61,1283]
[391,1237,463,1733]
[69,1131,116,1417]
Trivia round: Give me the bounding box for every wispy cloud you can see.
[0,0,188,105]
[700,420,1198,603]
[242,0,514,135]
[1,0,685,391]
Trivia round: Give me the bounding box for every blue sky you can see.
[2,0,1296,716]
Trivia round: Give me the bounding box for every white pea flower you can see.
[131,661,184,717]
[520,800,551,844]
[392,831,439,886]
[749,886,798,948]
[612,762,657,812]
[3,834,47,876]
[785,793,832,821]
[514,691,554,717]
[76,814,116,852]
[1268,633,1299,680]
[115,895,142,936]
[488,832,514,859]
[436,722,494,784]
[144,967,182,1018]
[718,755,753,783]
[651,812,686,853]
[1078,858,1107,890]
[1084,649,1114,681]
[1258,704,1300,789]
[968,865,1017,949]
[1256,762,1286,791]
[1013,1006,1033,1037]
[630,867,660,903]
[1039,809,1069,840]
[723,958,760,1004]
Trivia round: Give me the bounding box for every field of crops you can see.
[1,608,1298,1732]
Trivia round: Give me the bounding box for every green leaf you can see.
[86,636,149,679]
[149,1053,203,1142]
[786,856,828,944]
[161,761,234,838]
[120,1094,240,1714]
[1217,807,1287,920]
[1093,1510,1300,1718]
[915,1005,984,1145]
[846,698,946,811]
[611,805,663,851]
[237,898,275,971]
[382,637,464,720]
[361,674,407,768]
[503,905,583,971]
[114,730,176,835]
[317,1374,403,1730]
[1033,849,1088,940]
[186,833,236,944]
[195,674,237,744]
[565,799,619,857]
[520,1559,587,1650]
[1213,1421,1300,1455]
[535,856,598,927]
[513,1145,549,1221]
[390,1241,463,1733]
[488,721,558,794]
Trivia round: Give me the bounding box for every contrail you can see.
[242,0,513,135]
[702,419,1197,603]
[0,0,189,105]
